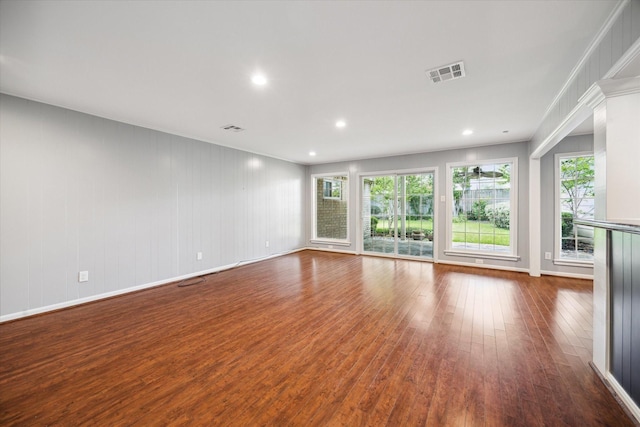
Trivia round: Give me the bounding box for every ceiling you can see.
[0,0,619,165]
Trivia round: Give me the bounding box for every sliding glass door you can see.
[362,172,434,259]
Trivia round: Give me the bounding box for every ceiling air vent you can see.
[426,61,466,83]
[221,124,244,132]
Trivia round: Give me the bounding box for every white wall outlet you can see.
[440,195,446,202]
[544,252,552,260]
[328,245,334,249]
[78,271,89,282]
[475,259,484,264]
[196,252,203,260]
[265,241,269,248]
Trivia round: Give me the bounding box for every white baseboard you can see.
[436,259,529,274]
[0,248,305,323]
[540,270,594,280]
[306,246,356,255]
[309,248,526,273]
[357,251,435,263]
[607,373,640,424]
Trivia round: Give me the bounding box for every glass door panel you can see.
[362,172,434,259]
[362,175,396,255]
[397,173,434,258]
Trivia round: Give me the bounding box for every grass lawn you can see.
[375,218,433,233]
[374,218,509,246]
[452,220,510,246]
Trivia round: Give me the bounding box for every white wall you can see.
[0,94,307,320]
[309,141,530,272]
[540,134,594,276]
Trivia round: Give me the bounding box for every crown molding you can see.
[581,76,640,109]
[534,0,630,132]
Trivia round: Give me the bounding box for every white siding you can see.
[0,94,306,319]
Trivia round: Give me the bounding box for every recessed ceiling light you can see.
[251,74,267,86]
[336,120,346,129]
[462,129,473,136]
[309,151,316,156]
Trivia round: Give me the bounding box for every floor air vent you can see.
[426,61,466,83]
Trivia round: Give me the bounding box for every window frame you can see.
[554,152,595,267]
[444,157,519,261]
[357,167,438,260]
[311,172,350,246]
[322,178,342,200]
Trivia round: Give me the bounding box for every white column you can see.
[529,157,541,277]
[583,76,640,375]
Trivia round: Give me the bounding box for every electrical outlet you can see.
[475,259,484,264]
[265,241,269,248]
[197,252,203,261]
[78,271,89,282]
[328,245,334,249]
[544,252,552,260]
[440,195,446,202]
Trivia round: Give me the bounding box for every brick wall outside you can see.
[316,177,348,239]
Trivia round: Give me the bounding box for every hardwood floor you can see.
[0,251,634,426]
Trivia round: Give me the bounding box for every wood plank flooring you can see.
[0,251,634,426]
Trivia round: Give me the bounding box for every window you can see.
[323,179,342,199]
[556,153,594,263]
[446,159,518,260]
[312,173,349,243]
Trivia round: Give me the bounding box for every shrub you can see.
[424,229,433,241]
[467,200,489,221]
[486,206,510,229]
[561,212,574,237]
[452,214,467,223]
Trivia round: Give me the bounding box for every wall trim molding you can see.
[603,36,640,80]
[607,372,640,424]
[533,0,630,137]
[540,270,594,280]
[530,102,593,159]
[305,247,356,255]
[0,91,299,166]
[530,75,640,160]
[1,247,600,323]
[436,259,529,274]
[355,251,435,263]
[0,248,306,324]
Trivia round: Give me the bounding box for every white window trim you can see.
[445,157,519,260]
[554,151,594,267]
[311,172,350,245]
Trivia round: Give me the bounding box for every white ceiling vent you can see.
[221,124,244,132]
[426,61,466,83]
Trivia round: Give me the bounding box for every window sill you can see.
[444,250,520,262]
[553,259,594,268]
[310,239,351,247]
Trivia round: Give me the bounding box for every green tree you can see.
[452,168,472,216]
[404,174,433,216]
[497,163,511,186]
[369,175,434,235]
[370,177,395,235]
[560,156,595,220]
